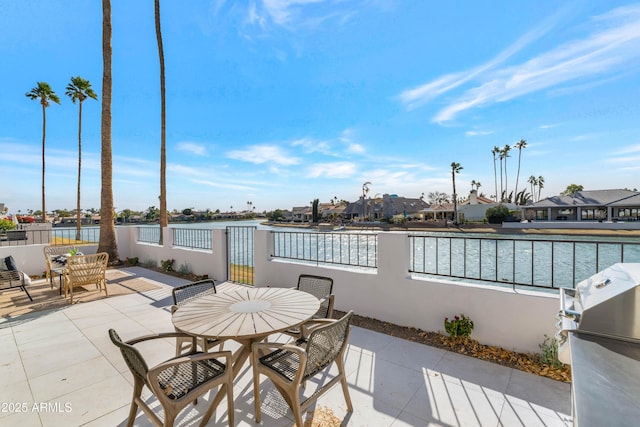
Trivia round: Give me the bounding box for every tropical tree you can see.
[428,191,449,205]
[312,198,320,222]
[500,144,511,202]
[491,146,500,202]
[155,0,168,244]
[528,175,537,201]
[513,139,527,204]
[537,176,545,202]
[451,162,463,224]
[362,181,371,219]
[66,76,98,240]
[97,0,119,262]
[25,81,60,222]
[560,184,584,196]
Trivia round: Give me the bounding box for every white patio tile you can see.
[0,380,35,420]
[1,268,573,427]
[19,334,101,379]
[430,350,513,399]
[505,369,572,417]
[38,374,132,427]
[403,368,505,426]
[29,355,121,403]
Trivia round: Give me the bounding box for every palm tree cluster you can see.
[26,78,97,232]
[490,139,542,205]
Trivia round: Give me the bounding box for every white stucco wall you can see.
[2,226,559,354]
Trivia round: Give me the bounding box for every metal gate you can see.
[226,226,256,285]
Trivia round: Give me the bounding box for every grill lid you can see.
[569,263,640,342]
[576,263,640,310]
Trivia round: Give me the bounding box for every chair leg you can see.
[253,367,262,423]
[291,391,303,427]
[226,382,234,426]
[336,358,353,412]
[127,379,144,427]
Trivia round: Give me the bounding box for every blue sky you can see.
[1,1,640,214]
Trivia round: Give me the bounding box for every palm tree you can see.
[528,175,537,201]
[491,146,500,202]
[501,144,511,202]
[537,175,545,202]
[471,180,477,191]
[513,139,527,204]
[154,0,168,244]
[451,162,463,224]
[66,76,98,241]
[97,0,119,262]
[362,181,371,220]
[25,82,60,223]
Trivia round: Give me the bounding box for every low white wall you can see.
[3,226,559,354]
[255,230,559,354]
[504,221,640,230]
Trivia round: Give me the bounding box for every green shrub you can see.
[444,314,474,338]
[485,204,511,224]
[160,259,174,272]
[539,334,563,368]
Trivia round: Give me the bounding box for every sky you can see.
[1,1,640,215]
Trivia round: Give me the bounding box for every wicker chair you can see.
[252,311,354,427]
[283,274,335,340]
[62,252,109,303]
[109,329,234,427]
[43,245,76,291]
[171,279,224,356]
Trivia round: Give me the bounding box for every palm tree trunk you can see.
[514,150,522,205]
[41,103,46,223]
[98,0,119,262]
[76,100,83,241]
[493,156,498,202]
[155,0,168,244]
[499,159,503,202]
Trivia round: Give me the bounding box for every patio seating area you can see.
[1,267,572,426]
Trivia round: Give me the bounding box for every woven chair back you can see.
[108,329,150,386]
[172,279,217,307]
[298,274,333,318]
[65,253,108,286]
[303,310,353,380]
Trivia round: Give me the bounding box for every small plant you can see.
[539,334,563,369]
[140,259,157,269]
[444,314,474,338]
[124,257,139,266]
[68,247,82,256]
[177,262,192,275]
[160,259,174,272]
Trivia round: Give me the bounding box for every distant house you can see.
[521,189,640,221]
[342,194,429,221]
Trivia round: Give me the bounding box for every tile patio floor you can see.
[0,267,572,426]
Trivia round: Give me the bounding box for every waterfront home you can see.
[522,188,640,222]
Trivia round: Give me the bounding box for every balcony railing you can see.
[137,226,160,244]
[271,231,377,268]
[172,228,212,250]
[409,235,640,289]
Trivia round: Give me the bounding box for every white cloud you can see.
[226,144,300,165]
[290,137,332,154]
[612,144,640,155]
[346,143,364,154]
[465,130,494,137]
[191,179,256,191]
[177,142,207,156]
[399,5,640,123]
[307,161,356,178]
[431,5,640,123]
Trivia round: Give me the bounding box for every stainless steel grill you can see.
[556,263,640,427]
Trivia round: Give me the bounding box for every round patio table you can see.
[171,285,320,416]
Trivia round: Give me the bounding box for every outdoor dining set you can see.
[112,274,352,427]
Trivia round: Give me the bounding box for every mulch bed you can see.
[333,309,571,383]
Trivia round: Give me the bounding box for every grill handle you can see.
[559,287,581,323]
